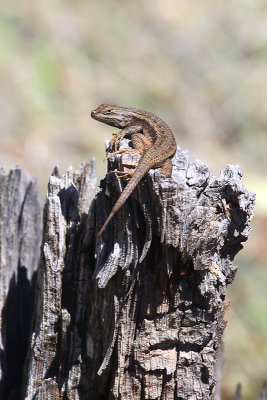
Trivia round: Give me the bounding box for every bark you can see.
[0,143,255,400]
[0,166,43,400]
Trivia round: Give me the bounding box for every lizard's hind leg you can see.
[131,133,152,152]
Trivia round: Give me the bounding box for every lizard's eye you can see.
[105,109,112,114]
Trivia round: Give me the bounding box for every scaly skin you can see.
[91,104,177,236]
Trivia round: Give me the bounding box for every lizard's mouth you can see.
[91,110,112,119]
[91,112,125,127]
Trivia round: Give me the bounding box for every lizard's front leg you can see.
[110,125,143,151]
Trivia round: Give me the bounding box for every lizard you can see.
[91,104,177,237]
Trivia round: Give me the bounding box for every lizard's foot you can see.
[109,169,134,180]
[106,148,142,160]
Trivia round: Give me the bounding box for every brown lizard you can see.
[91,104,177,236]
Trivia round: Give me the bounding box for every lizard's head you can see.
[91,104,132,128]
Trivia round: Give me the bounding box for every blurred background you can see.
[0,0,266,398]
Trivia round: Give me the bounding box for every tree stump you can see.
[0,144,255,400]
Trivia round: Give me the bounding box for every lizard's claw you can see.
[109,170,134,180]
[110,132,124,151]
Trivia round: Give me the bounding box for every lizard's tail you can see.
[97,154,154,237]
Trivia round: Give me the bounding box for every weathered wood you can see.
[22,162,97,400]
[0,142,255,399]
[0,166,43,400]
